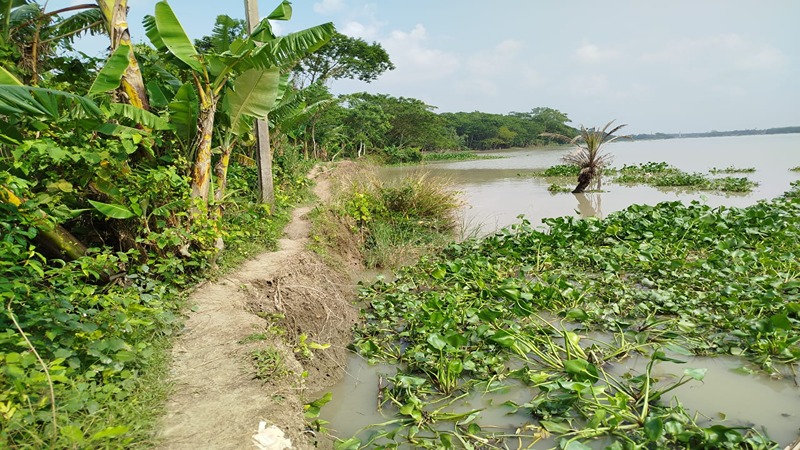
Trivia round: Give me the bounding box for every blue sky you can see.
[48,0,799,134]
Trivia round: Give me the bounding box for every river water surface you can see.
[321,134,800,447]
[383,133,800,234]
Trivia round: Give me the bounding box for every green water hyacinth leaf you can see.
[769,313,792,330]
[644,417,664,441]
[427,333,447,350]
[445,332,468,348]
[334,437,360,450]
[89,200,136,220]
[684,367,707,381]
[489,329,515,348]
[304,392,332,419]
[563,359,599,383]
[541,420,571,433]
[562,441,592,450]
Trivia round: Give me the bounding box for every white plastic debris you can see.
[252,421,292,450]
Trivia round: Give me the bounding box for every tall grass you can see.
[313,164,461,269]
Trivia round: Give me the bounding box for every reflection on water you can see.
[574,193,603,219]
[383,134,800,234]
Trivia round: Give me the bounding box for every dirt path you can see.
[157,165,358,450]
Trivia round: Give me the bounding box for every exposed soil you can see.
[157,163,361,450]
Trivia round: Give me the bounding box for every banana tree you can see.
[144,0,334,207]
[95,0,149,110]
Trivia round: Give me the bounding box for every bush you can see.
[378,146,423,164]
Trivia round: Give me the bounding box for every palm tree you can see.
[542,120,630,193]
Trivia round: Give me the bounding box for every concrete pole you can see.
[244,0,275,204]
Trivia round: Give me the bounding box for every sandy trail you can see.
[158,166,356,450]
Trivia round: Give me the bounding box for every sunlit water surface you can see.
[321,134,800,446]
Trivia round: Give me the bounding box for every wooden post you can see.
[244,0,275,205]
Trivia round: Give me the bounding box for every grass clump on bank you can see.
[311,163,460,269]
[341,191,799,449]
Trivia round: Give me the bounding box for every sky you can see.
[47,0,799,135]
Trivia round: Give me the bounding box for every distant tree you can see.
[542,120,630,193]
[194,15,246,53]
[292,32,394,87]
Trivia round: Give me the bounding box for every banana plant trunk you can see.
[1,186,87,260]
[191,98,218,203]
[213,143,233,211]
[97,0,150,110]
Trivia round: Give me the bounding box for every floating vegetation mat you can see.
[340,192,800,449]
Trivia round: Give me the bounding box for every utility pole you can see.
[244,0,275,204]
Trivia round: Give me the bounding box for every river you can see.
[320,134,800,447]
[383,133,800,234]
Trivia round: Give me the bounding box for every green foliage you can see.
[0,202,181,447]
[329,169,460,268]
[547,183,572,193]
[348,194,799,447]
[250,348,288,381]
[376,145,422,164]
[443,107,576,150]
[293,31,395,86]
[709,165,756,174]
[543,164,580,177]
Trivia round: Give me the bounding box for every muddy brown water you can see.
[322,134,800,446]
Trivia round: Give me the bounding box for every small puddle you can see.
[320,352,800,446]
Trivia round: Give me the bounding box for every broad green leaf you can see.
[107,103,172,130]
[644,417,664,441]
[444,332,468,348]
[304,392,332,418]
[59,425,84,443]
[489,329,516,348]
[563,359,599,383]
[562,441,592,450]
[769,313,792,330]
[224,67,281,136]
[540,420,571,433]
[146,81,169,108]
[267,1,292,20]
[89,45,131,96]
[168,83,199,148]
[153,1,203,72]
[89,425,128,441]
[0,65,22,85]
[246,23,335,71]
[0,86,101,118]
[335,437,361,450]
[89,200,136,219]
[427,333,447,350]
[683,367,707,381]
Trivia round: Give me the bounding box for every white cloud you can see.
[377,24,460,83]
[574,43,621,63]
[466,39,523,77]
[313,0,345,14]
[642,33,786,72]
[567,74,610,97]
[340,21,380,40]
